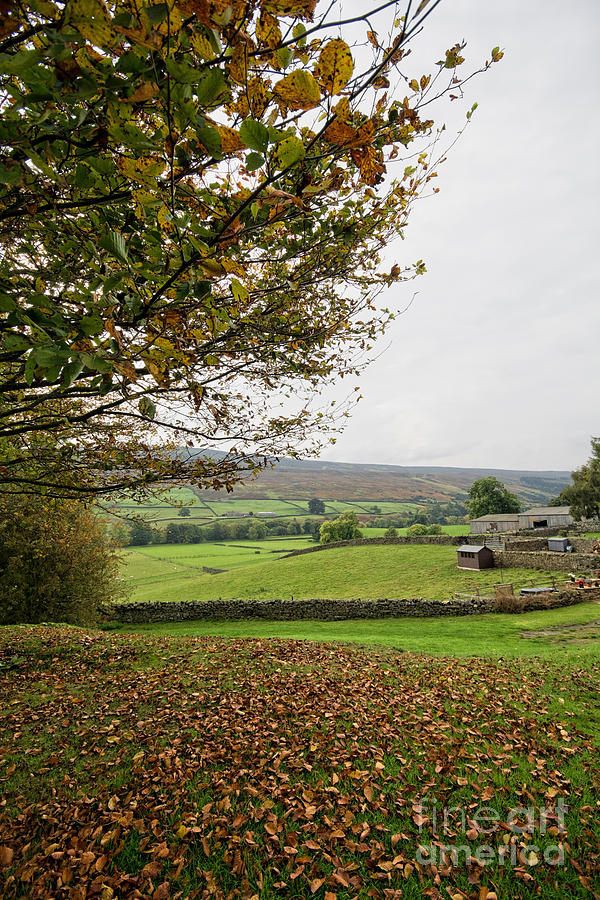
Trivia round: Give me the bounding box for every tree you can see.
[0,1,500,499]
[308,498,326,515]
[554,438,600,519]
[320,510,362,544]
[406,523,427,536]
[128,518,155,545]
[466,477,520,519]
[0,494,124,624]
[248,520,268,540]
[178,507,191,517]
[384,525,398,537]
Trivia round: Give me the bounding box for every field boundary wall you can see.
[281,535,466,559]
[105,590,585,624]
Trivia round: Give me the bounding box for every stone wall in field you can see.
[493,550,600,572]
[281,535,466,559]
[104,590,585,624]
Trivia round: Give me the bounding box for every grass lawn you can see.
[116,601,600,658]
[1,624,599,899]
[119,543,565,605]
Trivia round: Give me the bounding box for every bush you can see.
[385,526,398,538]
[320,511,363,544]
[0,496,125,625]
[406,523,428,536]
[426,524,443,535]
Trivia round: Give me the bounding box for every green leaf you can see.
[61,358,84,388]
[0,164,21,186]
[165,57,201,84]
[196,122,222,157]
[138,396,156,419]
[147,3,168,23]
[24,353,36,386]
[195,67,228,106]
[276,135,305,169]
[245,152,264,172]
[230,278,249,303]
[0,50,41,74]
[0,294,16,312]
[293,22,307,47]
[87,156,114,175]
[239,119,269,153]
[99,231,129,265]
[80,313,104,336]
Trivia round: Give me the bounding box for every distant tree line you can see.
[121,516,321,547]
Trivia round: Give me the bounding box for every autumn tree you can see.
[320,509,362,543]
[0,0,501,499]
[554,438,600,520]
[0,494,125,623]
[466,476,520,519]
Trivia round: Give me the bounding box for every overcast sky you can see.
[318,0,599,472]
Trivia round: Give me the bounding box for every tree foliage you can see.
[308,497,325,515]
[0,495,124,623]
[466,476,520,520]
[319,509,362,543]
[0,0,500,498]
[554,437,600,520]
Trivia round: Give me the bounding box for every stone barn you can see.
[457,545,495,570]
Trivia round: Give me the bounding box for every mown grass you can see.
[119,543,565,605]
[1,626,598,899]
[115,601,600,658]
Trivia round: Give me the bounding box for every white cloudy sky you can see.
[317,0,599,471]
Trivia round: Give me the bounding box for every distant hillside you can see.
[189,452,571,506]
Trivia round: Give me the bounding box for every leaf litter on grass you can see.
[0,626,599,899]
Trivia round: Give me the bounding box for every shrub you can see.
[406,523,428,536]
[0,496,125,625]
[426,524,443,535]
[385,526,398,538]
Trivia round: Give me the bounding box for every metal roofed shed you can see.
[548,537,570,552]
[469,513,520,534]
[517,507,573,530]
[457,545,495,570]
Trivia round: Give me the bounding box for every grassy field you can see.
[1,624,598,899]
[120,542,564,605]
[106,490,424,524]
[117,601,600,658]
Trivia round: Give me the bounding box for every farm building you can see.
[470,506,573,534]
[456,545,495,570]
[517,507,573,530]
[469,513,520,535]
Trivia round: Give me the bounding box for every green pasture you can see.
[119,542,564,605]
[106,489,424,523]
[118,601,600,659]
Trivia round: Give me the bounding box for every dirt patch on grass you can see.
[522,618,600,641]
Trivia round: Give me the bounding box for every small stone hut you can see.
[457,545,495,570]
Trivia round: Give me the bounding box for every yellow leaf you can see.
[316,39,353,95]
[261,0,317,16]
[409,78,419,92]
[157,204,174,232]
[199,257,226,276]
[122,82,159,103]
[176,825,187,838]
[66,0,114,47]
[216,125,244,153]
[274,69,321,111]
[256,12,282,50]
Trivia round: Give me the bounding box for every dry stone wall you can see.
[282,535,466,559]
[493,550,600,572]
[105,590,585,624]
